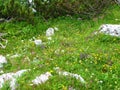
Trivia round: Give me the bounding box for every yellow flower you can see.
[62,85,67,90]
[85,68,88,72]
[50,70,53,73]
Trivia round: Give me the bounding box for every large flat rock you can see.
[99,24,120,37]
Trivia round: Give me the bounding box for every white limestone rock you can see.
[54,67,86,84]
[0,39,8,49]
[0,33,7,37]
[34,39,42,46]
[32,72,52,85]
[46,27,59,38]
[0,69,29,90]
[28,0,32,3]
[0,55,7,68]
[99,24,120,37]
[116,0,120,4]
[46,28,54,37]
[28,0,36,12]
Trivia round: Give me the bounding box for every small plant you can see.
[33,0,112,19]
[0,0,34,23]
[97,34,120,43]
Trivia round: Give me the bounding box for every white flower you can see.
[47,37,52,40]
[61,50,65,53]
[0,70,4,74]
[54,27,59,31]
[98,80,103,84]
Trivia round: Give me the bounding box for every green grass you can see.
[0,5,120,90]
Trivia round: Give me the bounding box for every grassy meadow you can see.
[0,5,120,90]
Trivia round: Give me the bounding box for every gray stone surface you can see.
[0,55,7,68]
[32,72,52,85]
[99,24,120,37]
[54,67,86,84]
[0,69,29,90]
[34,39,42,46]
[46,28,54,37]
